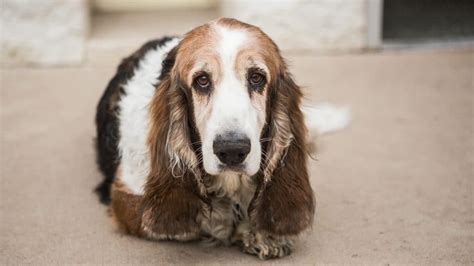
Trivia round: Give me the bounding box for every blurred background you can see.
[1,0,473,264]
[2,0,474,66]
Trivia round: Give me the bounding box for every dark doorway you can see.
[382,0,474,43]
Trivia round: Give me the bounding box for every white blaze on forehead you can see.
[209,24,254,130]
[214,24,249,73]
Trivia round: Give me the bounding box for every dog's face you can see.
[172,19,282,176]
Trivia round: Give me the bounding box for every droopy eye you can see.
[247,71,267,91]
[193,73,211,92]
[249,73,264,86]
[197,75,209,87]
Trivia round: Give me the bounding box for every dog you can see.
[94,18,349,260]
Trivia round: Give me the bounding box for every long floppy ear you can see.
[249,67,315,236]
[139,48,208,240]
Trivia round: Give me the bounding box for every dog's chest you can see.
[198,172,257,242]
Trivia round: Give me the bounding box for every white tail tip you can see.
[303,103,351,135]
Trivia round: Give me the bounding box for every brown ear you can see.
[249,70,315,236]
[140,170,205,241]
[139,52,208,240]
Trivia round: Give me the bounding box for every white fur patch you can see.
[302,102,351,135]
[200,24,263,177]
[214,25,248,67]
[117,37,180,195]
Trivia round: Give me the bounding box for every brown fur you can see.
[141,74,209,240]
[110,179,143,236]
[250,71,315,235]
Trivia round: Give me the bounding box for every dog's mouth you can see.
[217,163,246,173]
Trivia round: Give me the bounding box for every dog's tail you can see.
[302,102,351,136]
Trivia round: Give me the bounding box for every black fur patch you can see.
[95,37,178,204]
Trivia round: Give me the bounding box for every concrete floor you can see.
[1,12,473,264]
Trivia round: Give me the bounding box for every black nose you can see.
[213,134,251,166]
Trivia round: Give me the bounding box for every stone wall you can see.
[1,0,89,66]
[220,0,369,52]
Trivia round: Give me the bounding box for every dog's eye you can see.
[249,73,264,86]
[197,75,209,87]
[193,74,211,92]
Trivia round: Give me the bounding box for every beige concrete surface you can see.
[1,12,473,265]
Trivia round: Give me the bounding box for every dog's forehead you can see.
[175,19,281,81]
[213,24,249,64]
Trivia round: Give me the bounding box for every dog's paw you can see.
[239,232,293,260]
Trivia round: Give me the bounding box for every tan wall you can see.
[92,0,216,11]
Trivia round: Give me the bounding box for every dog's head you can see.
[150,18,298,179]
